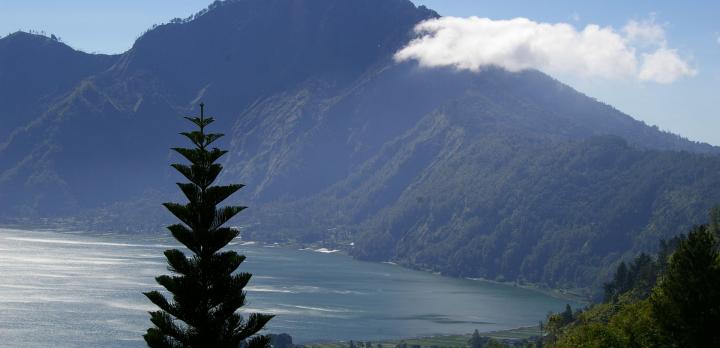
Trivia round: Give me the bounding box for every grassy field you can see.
[306,326,541,348]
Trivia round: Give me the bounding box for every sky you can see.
[0,0,718,145]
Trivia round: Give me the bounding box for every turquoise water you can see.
[0,228,578,347]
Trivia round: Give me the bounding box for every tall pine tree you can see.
[144,104,273,348]
[650,224,720,347]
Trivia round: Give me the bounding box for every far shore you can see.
[1,225,576,347]
[304,325,542,347]
[0,223,594,305]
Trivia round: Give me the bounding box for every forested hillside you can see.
[1,0,719,289]
[540,211,720,347]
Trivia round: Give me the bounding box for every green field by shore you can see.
[307,326,541,348]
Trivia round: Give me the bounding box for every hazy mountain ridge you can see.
[1,0,719,289]
[228,66,720,288]
[0,32,118,141]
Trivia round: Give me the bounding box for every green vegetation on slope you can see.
[248,127,720,291]
[349,131,720,291]
[540,209,720,347]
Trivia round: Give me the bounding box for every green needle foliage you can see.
[650,224,720,347]
[144,104,273,348]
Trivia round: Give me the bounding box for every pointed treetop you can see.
[145,102,272,347]
[184,103,214,130]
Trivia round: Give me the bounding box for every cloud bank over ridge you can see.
[395,16,696,84]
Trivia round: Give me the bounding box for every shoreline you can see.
[261,239,591,304]
[0,223,592,304]
[359,257,590,304]
[463,276,590,304]
[305,325,542,347]
[2,225,568,347]
[227,235,593,304]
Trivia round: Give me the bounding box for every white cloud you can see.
[623,18,665,46]
[639,48,697,83]
[394,16,696,84]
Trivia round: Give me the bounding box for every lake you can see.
[0,228,578,347]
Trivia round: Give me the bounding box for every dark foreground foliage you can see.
[144,104,272,348]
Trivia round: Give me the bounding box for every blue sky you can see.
[1,0,718,145]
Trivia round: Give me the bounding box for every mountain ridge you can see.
[1,0,719,290]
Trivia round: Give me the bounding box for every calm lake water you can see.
[0,228,578,347]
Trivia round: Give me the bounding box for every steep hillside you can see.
[223,66,717,205]
[0,0,437,216]
[349,132,720,287]
[0,32,117,141]
[224,66,720,288]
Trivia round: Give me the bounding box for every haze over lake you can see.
[0,228,577,347]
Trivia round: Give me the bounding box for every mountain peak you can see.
[3,30,53,41]
[1,31,69,51]
[129,0,437,67]
[112,0,438,110]
[0,30,120,60]
[0,31,118,141]
[193,0,439,21]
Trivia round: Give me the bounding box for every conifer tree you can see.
[144,104,273,348]
[651,224,720,347]
[468,329,486,348]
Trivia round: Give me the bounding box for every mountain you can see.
[1,0,719,290]
[0,32,117,140]
[0,0,437,216]
[229,66,720,289]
